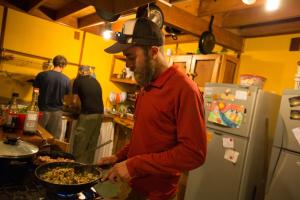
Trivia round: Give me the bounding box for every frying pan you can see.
[35,161,104,194]
[199,16,215,54]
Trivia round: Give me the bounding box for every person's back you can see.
[34,55,70,139]
[36,70,70,111]
[73,75,103,114]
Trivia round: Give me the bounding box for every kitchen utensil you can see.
[76,139,112,159]
[0,136,39,159]
[164,26,182,40]
[35,161,104,194]
[74,163,111,174]
[136,3,164,29]
[199,16,215,54]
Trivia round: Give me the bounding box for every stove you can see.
[0,160,104,200]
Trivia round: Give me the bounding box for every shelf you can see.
[114,55,126,61]
[110,77,136,85]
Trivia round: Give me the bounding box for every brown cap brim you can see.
[104,42,134,54]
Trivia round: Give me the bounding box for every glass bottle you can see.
[3,92,19,133]
[23,88,39,135]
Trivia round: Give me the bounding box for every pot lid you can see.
[0,138,39,158]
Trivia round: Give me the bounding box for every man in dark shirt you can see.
[34,55,70,139]
[72,66,104,163]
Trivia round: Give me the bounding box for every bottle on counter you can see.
[3,92,19,133]
[23,88,39,135]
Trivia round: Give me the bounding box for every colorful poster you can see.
[208,101,245,128]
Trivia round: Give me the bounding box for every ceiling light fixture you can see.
[266,0,280,11]
[102,22,112,40]
[242,0,256,5]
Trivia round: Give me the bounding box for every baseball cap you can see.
[104,18,164,54]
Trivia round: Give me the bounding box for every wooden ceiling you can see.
[1,0,300,52]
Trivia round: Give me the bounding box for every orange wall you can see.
[0,7,118,105]
[239,34,300,95]
[80,32,122,107]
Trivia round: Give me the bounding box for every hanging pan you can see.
[199,16,215,54]
[136,3,164,29]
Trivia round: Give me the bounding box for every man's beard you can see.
[134,55,155,87]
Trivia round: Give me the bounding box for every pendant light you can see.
[266,0,280,11]
[242,0,256,5]
[102,22,113,40]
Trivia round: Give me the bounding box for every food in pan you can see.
[39,167,98,184]
[34,155,74,165]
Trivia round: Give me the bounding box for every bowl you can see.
[240,74,266,88]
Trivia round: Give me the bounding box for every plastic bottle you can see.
[3,92,19,133]
[23,88,39,135]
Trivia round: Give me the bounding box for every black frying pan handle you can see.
[209,15,214,32]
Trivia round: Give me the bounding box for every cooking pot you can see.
[136,3,164,29]
[35,161,104,194]
[0,136,39,159]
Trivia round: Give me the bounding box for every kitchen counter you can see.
[113,116,134,129]
[0,124,70,151]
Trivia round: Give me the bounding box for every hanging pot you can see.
[96,9,120,22]
[136,3,164,29]
[199,16,216,54]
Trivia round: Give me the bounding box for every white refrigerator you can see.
[185,83,281,200]
[265,89,300,200]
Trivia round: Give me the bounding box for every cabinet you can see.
[169,54,239,90]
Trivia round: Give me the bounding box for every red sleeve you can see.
[126,86,207,177]
[115,143,130,162]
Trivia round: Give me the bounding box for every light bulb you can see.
[242,0,256,5]
[102,30,112,40]
[266,0,280,11]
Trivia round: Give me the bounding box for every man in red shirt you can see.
[98,18,207,200]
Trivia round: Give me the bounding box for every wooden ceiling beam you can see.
[79,0,153,14]
[222,0,300,28]
[112,0,154,14]
[165,34,199,44]
[239,19,300,38]
[198,0,264,17]
[55,1,89,20]
[157,1,244,52]
[78,10,135,29]
[1,0,26,10]
[78,13,104,29]
[78,0,113,12]
[26,0,47,13]
[39,6,56,20]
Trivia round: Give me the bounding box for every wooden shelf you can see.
[110,77,136,85]
[114,55,126,61]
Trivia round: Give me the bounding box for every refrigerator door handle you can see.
[213,131,223,136]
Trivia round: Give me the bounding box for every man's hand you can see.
[102,160,132,183]
[97,155,118,166]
